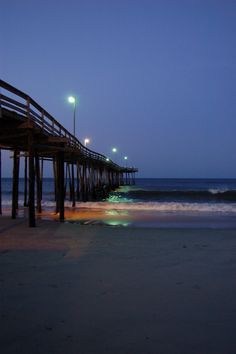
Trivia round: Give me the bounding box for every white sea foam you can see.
[209,188,229,194]
[69,201,236,213]
[2,199,236,214]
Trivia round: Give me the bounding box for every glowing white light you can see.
[84,138,90,146]
[68,96,75,104]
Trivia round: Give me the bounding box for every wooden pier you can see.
[0,80,138,226]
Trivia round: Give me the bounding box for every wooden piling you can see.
[57,151,64,221]
[71,163,75,207]
[11,149,20,219]
[67,163,72,201]
[40,157,43,201]
[90,164,95,199]
[53,157,57,201]
[35,152,42,213]
[76,161,80,201]
[24,155,28,206]
[28,132,35,227]
[53,157,59,213]
[0,149,2,215]
[82,162,87,201]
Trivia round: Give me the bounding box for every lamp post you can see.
[68,96,76,136]
[124,156,128,167]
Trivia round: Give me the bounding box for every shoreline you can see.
[1,205,236,229]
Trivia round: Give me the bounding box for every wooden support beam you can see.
[40,157,44,200]
[82,162,87,202]
[57,151,64,221]
[79,164,84,201]
[64,162,68,198]
[11,149,20,219]
[53,157,58,212]
[90,164,95,199]
[24,156,28,207]
[76,161,80,201]
[71,163,75,207]
[67,163,72,201]
[0,149,2,215]
[108,170,112,190]
[132,172,136,185]
[121,172,124,185]
[35,152,42,213]
[28,131,36,227]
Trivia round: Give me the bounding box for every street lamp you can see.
[112,147,117,153]
[124,156,128,167]
[68,96,76,136]
[84,138,90,147]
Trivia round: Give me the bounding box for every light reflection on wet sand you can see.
[2,206,236,228]
[40,207,236,228]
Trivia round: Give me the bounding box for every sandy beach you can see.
[0,217,236,354]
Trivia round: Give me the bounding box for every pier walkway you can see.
[0,79,138,226]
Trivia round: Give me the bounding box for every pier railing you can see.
[0,79,131,171]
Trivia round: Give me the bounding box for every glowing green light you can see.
[124,156,128,160]
[112,147,117,153]
[105,220,130,227]
[68,96,76,104]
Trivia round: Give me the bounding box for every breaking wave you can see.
[70,201,236,214]
[120,189,236,201]
[1,199,236,214]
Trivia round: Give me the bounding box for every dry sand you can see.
[0,216,236,354]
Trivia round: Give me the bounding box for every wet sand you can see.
[0,217,236,353]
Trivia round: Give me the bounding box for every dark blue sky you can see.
[1,0,236,177]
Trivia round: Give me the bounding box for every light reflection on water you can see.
[106,194,133,203]
[45,207,133,227]
[106,186,134,204]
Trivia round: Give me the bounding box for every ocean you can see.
[1,178,236,228]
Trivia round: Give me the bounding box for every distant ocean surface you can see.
[1,178,236,228]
